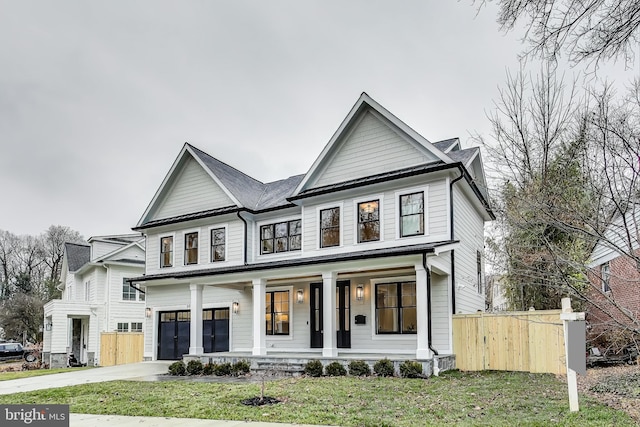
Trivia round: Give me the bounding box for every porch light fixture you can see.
[45,322,52,331]
[356,285,364,301]
[232,301,239,314]
[145,307,152,318]
[297,289,304,304]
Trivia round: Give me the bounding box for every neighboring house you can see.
[486,274,508,312]
[130,93,494,368]
[587,203,640,338]
[43,234,146,368]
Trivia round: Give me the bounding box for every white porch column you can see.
[189,284,204,355]
[252,278,267,356]
[322,271,337,357]
[415,263,431,360]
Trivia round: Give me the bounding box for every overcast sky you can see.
[0,1,634,239]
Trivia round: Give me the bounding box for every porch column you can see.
[189,284,204,355]
[322,271,337,357]
[415,263,431,359]
[252,278,267,356]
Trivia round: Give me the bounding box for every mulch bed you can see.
[577,363,640,422]
[240,396,281,406]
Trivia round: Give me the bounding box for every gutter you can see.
[236,210,249,265]
[449,171,464,315]
[423,252,438,356]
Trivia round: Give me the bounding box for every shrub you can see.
[168,361,186,376]
[348,360,371,376]
[399,360,424,378]
[304,359,323,377]
[213,362,232,376]
[325,361,347,376]
[373,358,395,377]
[232,359,251,376]
[186,359,204,375]
[203,363,215,375]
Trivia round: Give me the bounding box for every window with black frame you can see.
[375,281,417,334]
[160,236,173,268]
[357,200,380,242]
[260,219,301,254]
[184,232,198,265]
[266,290,290,335]
[400,192,424,237]
[320,207,340,247]
[211,228,226,262]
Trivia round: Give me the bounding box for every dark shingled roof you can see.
[447,147,478,165]
[65,243,90,271]
[433,138,459,153]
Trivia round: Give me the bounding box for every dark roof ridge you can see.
[186,143,265,186]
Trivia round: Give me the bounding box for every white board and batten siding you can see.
[152,156,236,221]
[313,111,439,188]
[452,187,485,313]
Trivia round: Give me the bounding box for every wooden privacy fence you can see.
[452,310,567,375]
[99,332,144,367]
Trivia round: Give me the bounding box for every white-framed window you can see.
[210,226,226,262]
[160,235,174,268]
[601,262,611,293]
[319,205,341,248]
[260,219,302,254]
[184,231,199,265]
[399,191,425,237]
[374,280,417,334]
[131,322,143,332]
[122,279,145,302]
[266,289,290,335]
[116,322,129,332]
[84,280,91,302]
[66,284,73,301]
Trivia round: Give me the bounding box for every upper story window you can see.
[375,281,417,334]
[320,207,340,248]
[357,200,380,243]
[261,220,301,254]
[211,228,226,262]
[160,236,173,268]
[400,192,424,237]
[266,290,290,335]
[477,251,483,293]
[122,279,145,301]
[84,280,91,302]
[601,262,611,293]
[184,232,198,265]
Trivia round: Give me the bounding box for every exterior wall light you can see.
[45,322,53,331]
[297,289,304,304]
[232,301,239,314]
[145,307,152,318]
[356,285,364,301]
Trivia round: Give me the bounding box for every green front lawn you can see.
[0,370,634,426]
[0,367,92,381]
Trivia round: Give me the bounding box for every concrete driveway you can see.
[0,361,172,395]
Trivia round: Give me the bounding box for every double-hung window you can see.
[122,279,145,301]
[266,290,290,335]
[160,236,173,268]
[260,220,301,254]
[320,207,340,248]
[184,232,198,265]
[357,200,380,242]
[601,262,611,293]
[211,228,226,262]
[400,192,424,237]
[375,281,417,334]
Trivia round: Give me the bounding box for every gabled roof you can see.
[65,243,90,272]
[448,147,479,167]
[433,137,460,153]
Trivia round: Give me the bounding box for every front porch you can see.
[184,351,456,377]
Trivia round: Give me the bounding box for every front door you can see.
[203,308,230,352]
[310,283,323,348]
[336,280,351,348]
[158,310,191,360]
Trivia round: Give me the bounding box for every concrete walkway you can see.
[1,362,338,427]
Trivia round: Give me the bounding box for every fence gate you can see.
[100,332,144,366]
[452,310,567,375]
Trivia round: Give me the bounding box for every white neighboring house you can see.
[131,93,494,370]
[42,234,146,368]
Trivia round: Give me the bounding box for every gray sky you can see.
[0,1,633,239]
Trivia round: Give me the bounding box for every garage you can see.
[157,308,229,360]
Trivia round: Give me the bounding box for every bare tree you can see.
[475,0,640,66]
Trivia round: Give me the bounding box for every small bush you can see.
[325,361,347,376]
[399,360,424,378]
[348,360,371,376]
[213,362,232,376]
[304,360,324,377]
[232,359,251,375]
[203,363,215,375]
[186,359,204,375]
[168,361,186,376]
[373,358,395,377]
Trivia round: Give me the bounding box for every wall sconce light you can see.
[356,285,364,301]
[232,301,239,314]
[45,322,52,331]
[145,307,152,318]
[297,289,304,304]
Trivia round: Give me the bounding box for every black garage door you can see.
[158,308,230,360]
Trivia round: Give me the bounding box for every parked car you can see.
[0,342,37,362]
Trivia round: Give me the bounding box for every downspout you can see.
[236,210,248,265]
[449,169,464,315]
[423,252,438,357]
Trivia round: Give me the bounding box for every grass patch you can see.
[0,370,634,426]
[0,367,92,381]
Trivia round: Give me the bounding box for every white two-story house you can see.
[130,93,493,372]
[43,234,146,368]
